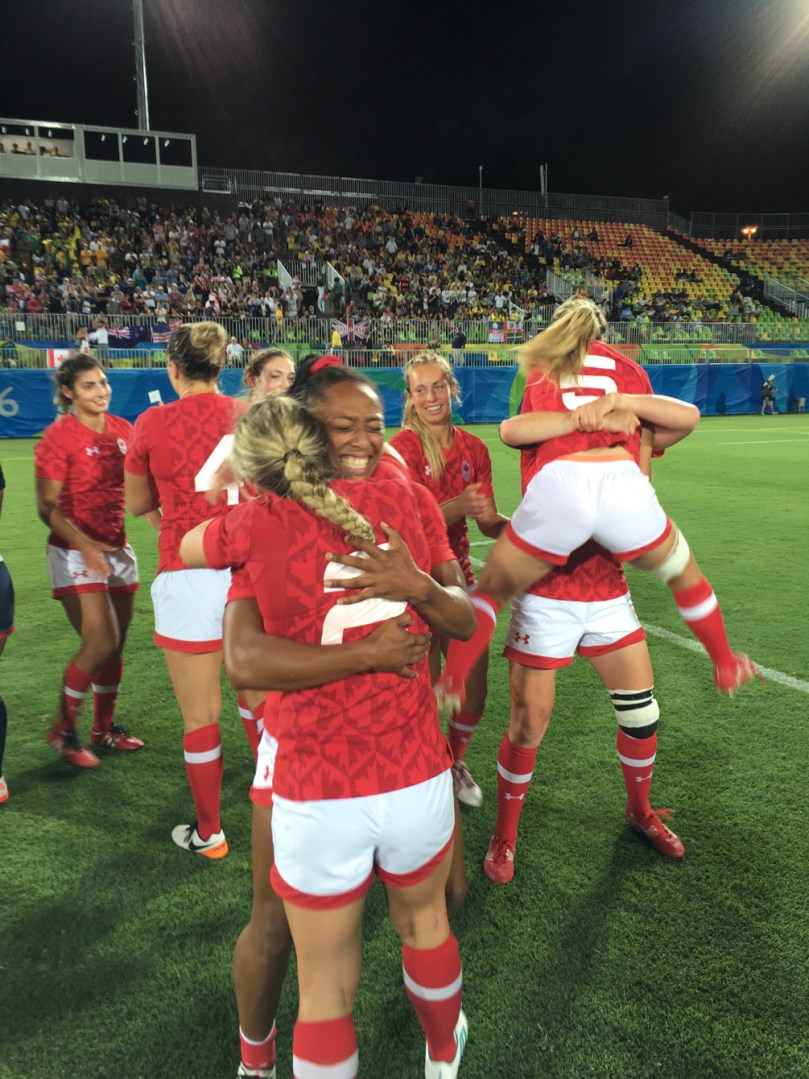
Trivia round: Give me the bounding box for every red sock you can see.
[57,661,93,731]
[183,724,223,840]
[237,694,265,760]
[448,709,482,762]
[240,1021,276,1072]
[91,660,123,734]
[440,594,499,705]
[616,728,656,818]
[673,578,735,667]
[402,933,462,1064]
[293,1015,356,1078]
[495,735,537,845]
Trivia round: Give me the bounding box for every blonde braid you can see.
[231,396,375,544]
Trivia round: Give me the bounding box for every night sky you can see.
[3,0,809,215]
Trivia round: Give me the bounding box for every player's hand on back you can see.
[600,407,640,436]
[571,392,618,432]
[325,522,428,605]
[364,613,431,678]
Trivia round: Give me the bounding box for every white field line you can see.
[716,439,809,445]
[466,540,807,693]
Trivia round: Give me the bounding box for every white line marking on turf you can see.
[716,439,809,445]
[644,623,809,693]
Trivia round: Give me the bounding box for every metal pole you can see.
[478,165,482,208]
[133,0,150,130]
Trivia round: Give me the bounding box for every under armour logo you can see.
[504,792,525,800]
[635,773,654,782]
[85,446,100,456]
[424,465,432,477]
[514,632,530,644]
[262,766,271,782]
[72,569,90,579]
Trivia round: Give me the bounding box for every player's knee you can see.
[611,687,659,738]
[444,872,468,918]
[508,690,551,745]
[251,897,292,957]
[645,526,691,584]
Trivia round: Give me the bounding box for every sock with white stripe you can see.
[237,694,265,760]
[56,660,92,732]
[616,727,656,818]
[91,660,123,735]
[495,735,537,846]
[673,578,735,668]
[448,709,482,762]
[240,1021,276,1073]
[183,723,223,841]
[402,932,462,1064]
[440,593,499,707]
[293,1014,357,1079]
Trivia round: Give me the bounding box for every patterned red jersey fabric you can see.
[389,426,494,585]
[203,472,452,802]
[125,393,246,572]
[519,340,653,483]
[34,413,132,549]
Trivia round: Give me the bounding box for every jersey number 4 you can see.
[194,434,239,505]
[321,545,407,645]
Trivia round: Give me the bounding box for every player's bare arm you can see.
[35,476,115,578]
[223,597,430,690]
[499,411,576,447]
[124,470,160,517]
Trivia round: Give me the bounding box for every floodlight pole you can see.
[133,0,151,130]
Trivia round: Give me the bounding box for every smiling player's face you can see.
[311,381,385,481]
[66,367,111,417]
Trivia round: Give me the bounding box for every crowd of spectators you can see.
[0,195,552,328]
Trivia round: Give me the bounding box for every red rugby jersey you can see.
[520,341,653,484]
[203,474,452,801]
[390,426,494,585]
[35,413,132,549]
[125,393,246,572]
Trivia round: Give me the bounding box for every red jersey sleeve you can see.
[201,500,256,569]
[411,484,454,568]
[468,433,494,499]
[125,409,153,476]
[34,421,69,481]
[388,429,427,479]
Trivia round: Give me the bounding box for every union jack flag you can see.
[152,319,183,344]
[331,317,370,344]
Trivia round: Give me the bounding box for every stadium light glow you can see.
[741,225,759,240]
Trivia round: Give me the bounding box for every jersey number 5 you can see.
[560,356,618,411]
[320,545,407,645]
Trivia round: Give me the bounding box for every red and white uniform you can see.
[505,342,652,667]
[390,426,493,586]
[245,461,456,808]
[34,413,139,598]
[203,471,455,907]
[506,342,670,567]
[125,393,245,651]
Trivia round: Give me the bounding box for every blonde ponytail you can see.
[519,296,606,384]
[231,396,375,544]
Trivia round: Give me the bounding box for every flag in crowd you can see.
[331,317,371,344]
[108,325,149,348]
[152,319,183,344]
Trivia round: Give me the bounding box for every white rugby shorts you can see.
[509,458,671,564]
[504,590,646,669]
[271,769,455,909]
[151,567,230,653]
[250,728,279,807]
[47,543,139,599]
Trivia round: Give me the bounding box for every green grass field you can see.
[1,415,808,1079]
